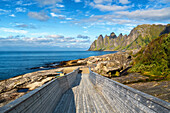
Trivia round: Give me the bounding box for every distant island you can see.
[88,24,170,51]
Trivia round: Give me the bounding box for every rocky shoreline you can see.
[0,51,129,107]
[0,65,83,107]
[0,50,169,107]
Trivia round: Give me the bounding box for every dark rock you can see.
[110,32,117,39]
[160,24,170,36]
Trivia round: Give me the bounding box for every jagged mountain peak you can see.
[110,32,117,38]
[110,32,116,35]
[88,24,169,51]
[118,33,123,37]
[98,35,103,39]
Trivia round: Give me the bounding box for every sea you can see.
[0,51,117,80]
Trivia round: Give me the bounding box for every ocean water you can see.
[0,51,117,80]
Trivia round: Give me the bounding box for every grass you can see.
[129,33,170,80]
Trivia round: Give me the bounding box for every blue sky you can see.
[0,0,169,51]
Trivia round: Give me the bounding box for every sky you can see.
[0,0,169,51]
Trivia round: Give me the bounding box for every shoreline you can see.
[0,52,119,107]
[0,58,86,82]
[1,50,169,107]
[0,65,85,107]
[0,51,117,81]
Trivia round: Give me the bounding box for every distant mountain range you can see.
[88,24,170,51]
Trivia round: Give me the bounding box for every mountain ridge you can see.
[88,24,168,51]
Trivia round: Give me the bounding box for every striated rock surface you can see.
[88,35,104,51]
[0,66,81,107]
[85,51,134,77]
[88,24,167,51]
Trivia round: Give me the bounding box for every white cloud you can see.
[72,14,138,25]
[28,12,49,21]
[56,4,64,7]
[50,13,57,17]
[161,0,170,3]
[90,2,131,11]
[119,0,131,4]
[16,1,23,5]
[51,8,61,13]
[60,21,67,23]
[34,0,62,6]
[0,28,28,34]
[22,37,53,42]
[75,0,81,3]
[93,0,112,4]
[30,32,48,36]
[0,34,91,49]
[149,0,170,3]
[16,0,34,6]
[50,13,65,18]
[66,18,72,20]
[15,7,27,12]
[72,7,170,27]
[77,35,90,39]
[9,14,15,17]
[45,35,64,39]
[0,9,11,15]
[0,9,10,13]
[116,7,170,21]
[83,26,87,29]
[116,25,135,34]
[15,24,36,29]
[50,13,68,20]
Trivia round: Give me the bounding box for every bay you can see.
[0,51,117,80]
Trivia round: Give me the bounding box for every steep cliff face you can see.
[88,24,167,51]
[88,40,97,51]
[88,35,104,51]
[96,35,104,50]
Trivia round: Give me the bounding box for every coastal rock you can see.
[89,51,132,77]
[59,59,86,67]
[26,77,54,90]
[77,60,86,64]
[0,66,81,107]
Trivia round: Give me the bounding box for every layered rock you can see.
[0,66,80,107]
[84,51,134,77]
[88,24,167,51]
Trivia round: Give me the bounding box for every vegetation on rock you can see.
[129,33,170,80]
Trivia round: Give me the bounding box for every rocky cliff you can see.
[88,24,167,51]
